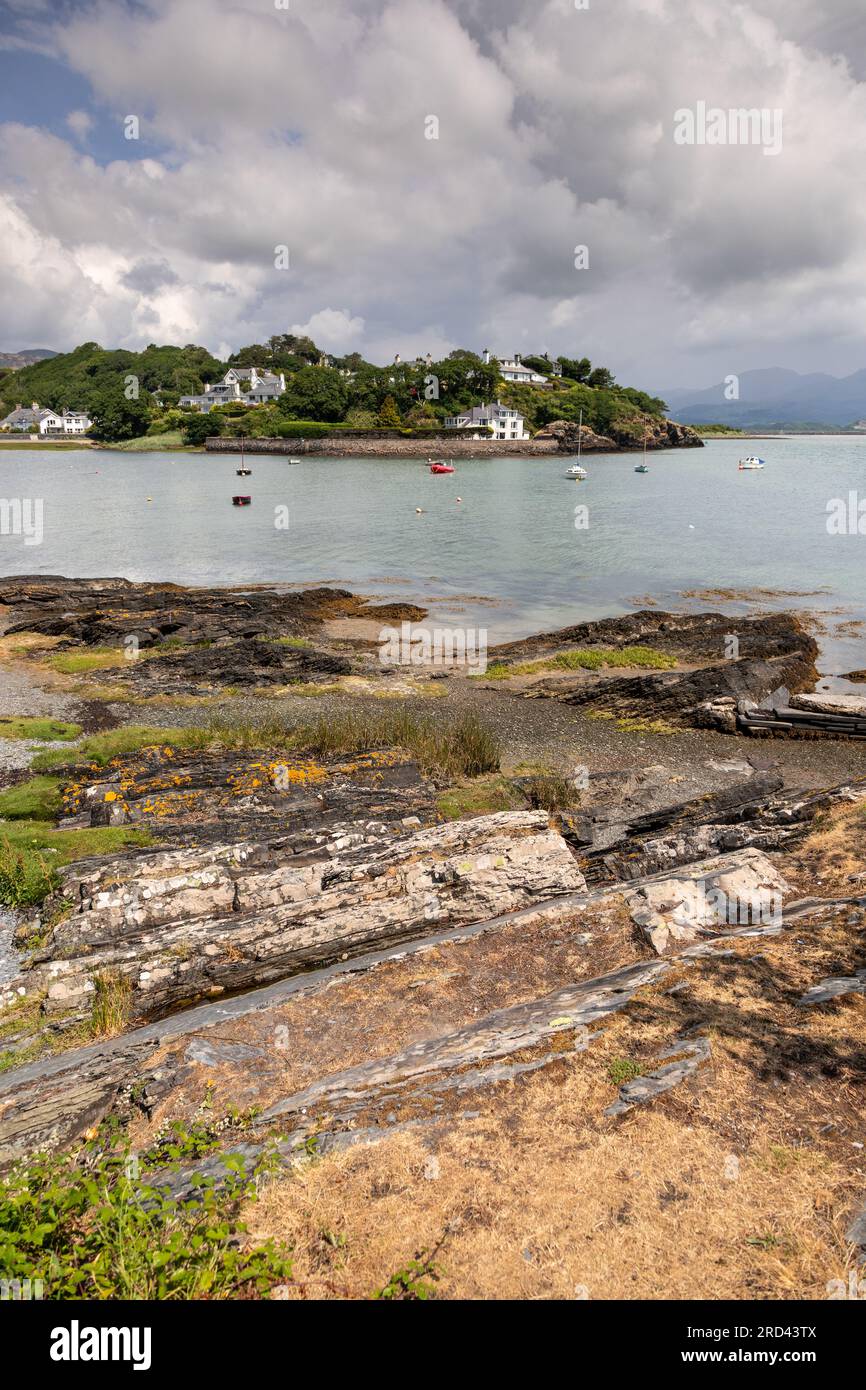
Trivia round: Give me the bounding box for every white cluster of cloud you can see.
[2,0,866,386]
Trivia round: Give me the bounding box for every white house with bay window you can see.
[444,400,530,440]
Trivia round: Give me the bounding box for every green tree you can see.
[180,413,221,445]
[279,366,349,422]
[344,407,377,428]
[377,394,402,427]
[87,384,153,442]
[557,356,593,384]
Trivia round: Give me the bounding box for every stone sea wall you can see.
[205,435,560,457]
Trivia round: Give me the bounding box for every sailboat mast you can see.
[577,407,583,462]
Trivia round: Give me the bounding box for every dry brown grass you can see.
[240,885,865,1301]
[787,798,866,897]
[247,1064,857,1301]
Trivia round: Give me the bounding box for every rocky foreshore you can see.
[2,577,865,1299]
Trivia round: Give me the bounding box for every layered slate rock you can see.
[734,689,866,740]
[565,770,864,886]
[605,1037,712,1116]
[57,745,435,847]
[16,809,586,1027]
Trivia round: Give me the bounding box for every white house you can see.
[179,366,286,412]
[39,408,92,436]
[0,402,91,435]
[444,400,530,441]
[482,350,550,386]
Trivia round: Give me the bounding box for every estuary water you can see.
[1,435,865,674]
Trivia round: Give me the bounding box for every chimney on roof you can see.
[482,349,490,364]
[31,400,39,410]
[514,354,521,364]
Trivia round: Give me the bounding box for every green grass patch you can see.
[0,775,63,820]
[480,646,677,680]
[0,717,82,742]
[437,774,524,820]
[47,648,128,675]
[0,439,89,450]
[32,725,203,770]
[276,635,313,649]
[0,823,154,907]
[0,838,58,908]
[106,430,188,451]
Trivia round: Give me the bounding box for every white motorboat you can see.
[738,456,765,470]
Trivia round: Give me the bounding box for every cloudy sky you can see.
[1,0,865,390]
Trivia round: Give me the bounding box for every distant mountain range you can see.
[664,367,866,429]
[0,349,59,370]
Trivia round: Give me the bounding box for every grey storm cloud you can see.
[2,0,866,387]
[120,258,180,294]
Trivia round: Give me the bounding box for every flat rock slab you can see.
[797,967,866,1006]
[257,958,668,1129]
[624,848,791,953]
[57,745,437,846]
[791,692,866,718]
[0,1039,158,1169]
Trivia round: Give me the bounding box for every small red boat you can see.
[429,460,455,474]
[232,495,252,506]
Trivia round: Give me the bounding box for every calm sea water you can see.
[1,436,865,675]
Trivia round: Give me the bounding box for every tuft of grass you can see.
[90,972,133,1038]
[0,717,82,742]
[277,636,313,649]
[436,775,524,821]
[0,775,63,821]
[0,837,58,908]
[271,710,501,780]
[32,711,501,782]
[479,646,677,680]
[520,772,578,812]
[608,1058,644,1086]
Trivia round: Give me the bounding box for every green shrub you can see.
[0,1131,293,1300]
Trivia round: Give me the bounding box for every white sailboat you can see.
[565,408,587,477]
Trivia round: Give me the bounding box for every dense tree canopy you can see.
[0,332,667,444]
[278,366,349,422]
[87,383,153,442]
